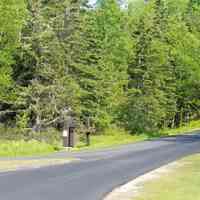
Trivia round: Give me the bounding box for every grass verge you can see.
[132,154,200,200]
[0,120,199,157]
[74,120,200,151]
[74,128,148,151]
[0,140,62,157]
[161,120,200,136]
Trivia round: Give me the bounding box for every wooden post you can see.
[62,115,69,148]
[86,132,90,146]
[86,117,91,146]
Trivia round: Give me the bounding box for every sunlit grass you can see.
[161,120,200,136]
[74,127,148,151]
[74,120,200,151]
[0,140,61,157]
[0,120,199,156]
[133,154,200,200]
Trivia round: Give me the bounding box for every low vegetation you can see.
[0,120,199,157]
[75,128,148,151]
[163,120,200,136]
[0,140,61,157]
[75,120,200,151]
[133,154,200,200]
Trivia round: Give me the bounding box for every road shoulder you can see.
[0,158,77,173]
[104,153,200,200]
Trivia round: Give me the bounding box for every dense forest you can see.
[0,0,200,141]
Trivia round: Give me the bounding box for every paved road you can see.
[1,134,200,200]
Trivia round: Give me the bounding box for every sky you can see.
[89,0,97,5]
[88,0,129,6]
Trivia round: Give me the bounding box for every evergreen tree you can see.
[124,0,175,132]
[15,0,80,131]
[0,0,26,115]
[78,0,131,130]
[1,0,200,138]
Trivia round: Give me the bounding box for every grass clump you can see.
[0,140,61,157]
[133,154,200,200]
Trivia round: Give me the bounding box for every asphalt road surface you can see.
[1,133,200,200]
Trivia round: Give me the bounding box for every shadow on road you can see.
[152,133,200,143]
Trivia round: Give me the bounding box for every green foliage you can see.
[0,124,61,145]
[78,0,131,130]
[16,112,29,131]
[124,0,175,132]
[0,0,200,142]
[15,0,81,130]
[122,0,200,133]
[161,119,200,135]
[0,0,26,104]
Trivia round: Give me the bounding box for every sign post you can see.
[85,117,95,146]
[62,110,76,148]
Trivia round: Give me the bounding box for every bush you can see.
[0,124,62,146]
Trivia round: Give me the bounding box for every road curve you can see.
[1,134,200,200]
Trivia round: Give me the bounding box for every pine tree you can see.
[125,0,177,132]
[0,0,26,113]
[77,0,131,130]
[16,0,81,131]
[175,0,200,123]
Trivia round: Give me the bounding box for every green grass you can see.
[0,140,61,157]
[74,127,148,151]
[161,120,200,136]
[0,120,200,157]
[74,120,200,151]
[133,154,200,200]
